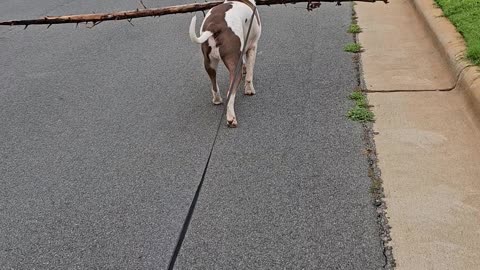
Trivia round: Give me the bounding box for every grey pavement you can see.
[0,0,384,269]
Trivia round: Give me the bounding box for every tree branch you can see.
[0,0,387,27]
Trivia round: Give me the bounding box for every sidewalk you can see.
[356,0,480,269]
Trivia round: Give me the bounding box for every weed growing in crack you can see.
[347,91,374,122]
[348,23,362,34]
[344,43,363,53]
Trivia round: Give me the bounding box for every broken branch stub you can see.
[0,0,387,27]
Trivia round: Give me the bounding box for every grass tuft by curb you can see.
[347,23,362,34]
[434,0,480,65]
[347,91,374,122]
[344,43,363,53]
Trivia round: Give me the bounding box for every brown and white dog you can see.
[189,0,261,128]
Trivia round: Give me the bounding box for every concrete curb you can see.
[411,0,480,115]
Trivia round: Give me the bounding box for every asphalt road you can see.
[0,0,385,269]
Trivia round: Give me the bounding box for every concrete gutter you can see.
[411,0,480,115]
[356,0,480,268]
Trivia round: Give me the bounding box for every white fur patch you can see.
[224,2,253,51]
[208,38,220,60]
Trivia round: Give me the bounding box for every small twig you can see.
[202,0,207,17]
[139,0,148,9]
[307,1,321,11]
[86,21,102,29]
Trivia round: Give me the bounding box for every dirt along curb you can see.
[411,0,480,116]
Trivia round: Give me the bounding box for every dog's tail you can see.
[189,15,213,44]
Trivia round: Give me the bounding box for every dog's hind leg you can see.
[202,43,222,105]
[244,46,257,96]
[223,54,242,128]
[205,57,222,105]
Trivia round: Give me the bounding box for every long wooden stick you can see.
[0,0,386,27]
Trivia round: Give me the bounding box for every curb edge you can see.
[410,0,480,115]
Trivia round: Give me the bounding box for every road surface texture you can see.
[0,0,384,269]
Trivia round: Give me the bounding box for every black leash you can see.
[167,6,257,269]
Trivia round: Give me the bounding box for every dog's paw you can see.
[244,85,256,96]
[227,117,237,128]
[212,97,223,105]
[212,94,223,105]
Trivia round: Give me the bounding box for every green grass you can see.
[434,0,480,65]
[344,43,363,53]
[347,91,374,122]
[347,23,362,34]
